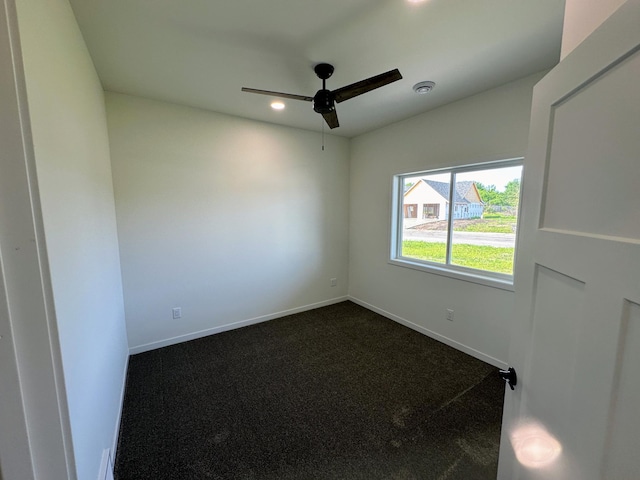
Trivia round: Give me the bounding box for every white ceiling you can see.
[69,0,565,138]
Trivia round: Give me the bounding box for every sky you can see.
[406,165,522,192]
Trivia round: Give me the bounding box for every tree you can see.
[503,179,521,207]
[475,182,501,206]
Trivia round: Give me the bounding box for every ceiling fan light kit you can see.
[242,63,402,129]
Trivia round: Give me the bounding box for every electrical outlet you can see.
[172,307,182,319]
[446,309,454,321]
[330,278,337,287]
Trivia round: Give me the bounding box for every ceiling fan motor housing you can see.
[313,89,335,114]
[242,62,401,129]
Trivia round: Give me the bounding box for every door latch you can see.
[499,367,518,390]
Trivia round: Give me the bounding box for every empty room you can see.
[1,0,638,479]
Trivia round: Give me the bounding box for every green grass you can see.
[456,223,513,233]
[454,216,517,234]
[402,241,515,274]
[403,241,447,263]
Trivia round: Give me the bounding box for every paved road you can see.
[403,229,516,248]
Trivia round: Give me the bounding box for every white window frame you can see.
[389,158,523,291]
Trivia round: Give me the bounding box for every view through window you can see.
[393,159,523,286]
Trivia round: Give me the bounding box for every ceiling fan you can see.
[242,63,402,129]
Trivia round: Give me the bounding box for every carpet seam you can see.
[426,370,497,420]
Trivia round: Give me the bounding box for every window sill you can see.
[388,257,515,291]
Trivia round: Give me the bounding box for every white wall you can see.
[0,1,66,477]
[561,0,627,59]
[348,72,546,367]
[106,93,350,352]
[15,0,129,479]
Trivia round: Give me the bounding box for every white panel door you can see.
[498,1,640,479]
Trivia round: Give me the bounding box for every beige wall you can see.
[106,93,351,352]
[348,72,546,367]
[561,0,627,59]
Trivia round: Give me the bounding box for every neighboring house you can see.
[403,179,484,226]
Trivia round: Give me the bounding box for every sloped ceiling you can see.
[69,0,565,137]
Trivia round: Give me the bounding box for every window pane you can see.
[400,172,450,264]
[450,166,523,274]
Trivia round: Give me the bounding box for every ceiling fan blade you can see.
[322,109,340,129]
[332,68,402,103]
[241,87,313,102]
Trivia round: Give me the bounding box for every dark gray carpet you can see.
[114,301,504,480]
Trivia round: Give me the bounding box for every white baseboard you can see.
[129,296,350,355]
[110,354,129,459]
[348,296,508,369]
[97,448,114,480]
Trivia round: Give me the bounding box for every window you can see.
[423,204,440,219]
[390,159,523,289]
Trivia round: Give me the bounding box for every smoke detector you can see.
[413,81,436,94]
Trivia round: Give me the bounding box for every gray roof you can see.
[422,180,478,204]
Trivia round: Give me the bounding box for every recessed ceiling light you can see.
[407,0,427,3]
[271,101,285,110]
[413,81,436,94]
